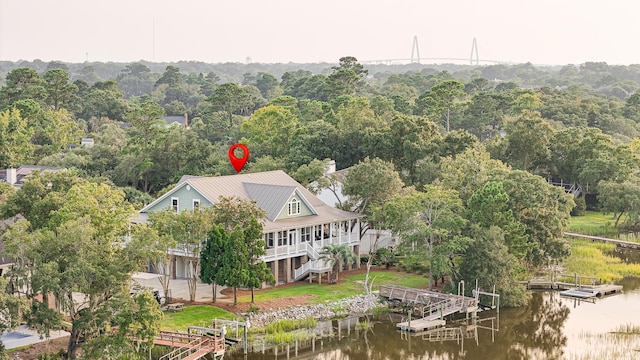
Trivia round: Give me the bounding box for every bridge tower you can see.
[470,38,479,65]
[411,35,421,64]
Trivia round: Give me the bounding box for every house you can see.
[0,165,63,188]
[161,113,189,128]
[138,170,363,284]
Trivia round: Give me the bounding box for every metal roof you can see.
[140,170,361,227]
[243,183,296,221]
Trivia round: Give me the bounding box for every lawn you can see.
[569,210,620,237]
[160,305,240,331]
[236,270,429,304]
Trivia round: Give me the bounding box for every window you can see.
[288,198,300,215]
[301,227,311,242]
[193,199,200,209]
[264,233,274,248]
[277,231,287,246]
[171,197,179,212]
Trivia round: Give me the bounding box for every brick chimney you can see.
[184,113,189,129]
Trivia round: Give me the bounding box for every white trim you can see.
[192,199,200,209]
[171,197,179,212]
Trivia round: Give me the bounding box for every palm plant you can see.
[318,243,357,284]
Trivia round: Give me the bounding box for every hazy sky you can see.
[0,0,638,66]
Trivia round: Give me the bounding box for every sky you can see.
[0,0,638,66]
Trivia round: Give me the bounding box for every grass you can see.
[160,305,240,331]
[236,270,429,304]
[569,211,620,238]
[564,238,640,283]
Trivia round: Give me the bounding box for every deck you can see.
[154,331,225,360]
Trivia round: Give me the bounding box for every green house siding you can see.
[146,185,212,213]
[276,193,314,220]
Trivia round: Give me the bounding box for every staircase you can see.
[293,259,332,281]
[306,243,320,260]
[548,180,583,197]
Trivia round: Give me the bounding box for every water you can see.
[225,278,640,360]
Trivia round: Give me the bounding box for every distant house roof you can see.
[140,170,360,232]
[162,114,189,127]
[0,165,64,187]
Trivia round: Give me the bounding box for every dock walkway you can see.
[154,330,225,360]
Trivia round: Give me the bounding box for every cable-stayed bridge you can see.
[359,36,512,66]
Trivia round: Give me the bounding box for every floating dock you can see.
[559,284,623,299]
[522,272,623,299]
[397,319,445,333]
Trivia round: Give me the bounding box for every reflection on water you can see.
[226,280,640,360]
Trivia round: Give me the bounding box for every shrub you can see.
[571,196,586,216]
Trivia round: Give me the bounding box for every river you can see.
[224,276,640,360]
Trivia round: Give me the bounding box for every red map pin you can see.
[228,144,249,172]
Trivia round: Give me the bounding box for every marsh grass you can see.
[262,318,317,334]
[570,211,620,238]
[265,330,314,344]
[571,328,640,359]
[564,239,640,282]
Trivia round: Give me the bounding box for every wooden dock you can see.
[523,272,623,299]
[559,284,623,299]
[380,285,480,333]
[154,330,225,360]
[397,319,445,333]
[564,232,640,250]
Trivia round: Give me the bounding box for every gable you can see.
[243,183,296,221]
[275,191,316,220]
[143,182,211,213]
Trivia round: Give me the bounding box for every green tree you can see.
[155,65,183,88]
[342,157,405,237]
[241,104,300,159]
[386,186,469,289]
[77,79,129,121]
[318,243,357,284]
[458,225,530,307]
[118,101,166,193]
[43,68,79,112]
[466,181,530,259]
[147,209,180,301]
[243,217,275,303]
[0,68,47,109]
[200,225,228,303]
[206,82,253,128]
[0,108,34,168]
[81,291,162,359]
[417,80,469,132]
[502,110,554,173]
[325,56,368,99]
[1,175,148,359]
[598,176,640,228]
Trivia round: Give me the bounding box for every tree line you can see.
[2,56,640,357]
